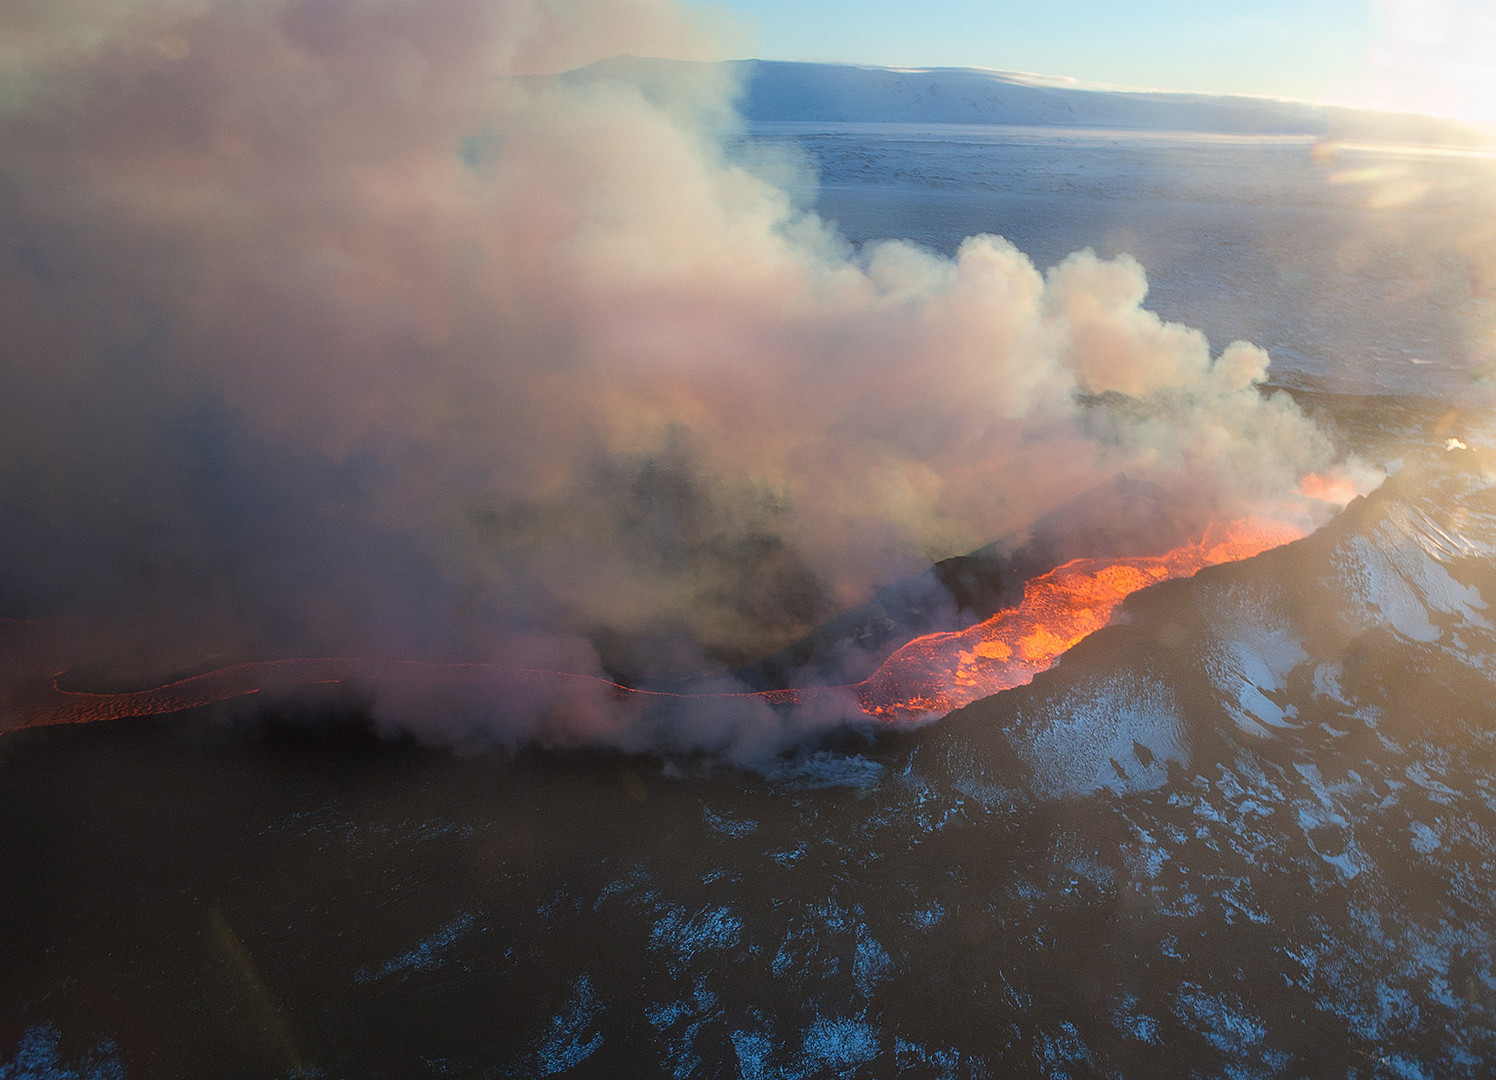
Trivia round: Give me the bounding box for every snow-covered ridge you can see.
[576,57,1496,146]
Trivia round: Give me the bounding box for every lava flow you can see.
[850,516,1305,722]
[1,518,1303,734]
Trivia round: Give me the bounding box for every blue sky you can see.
[707,0,1496,122]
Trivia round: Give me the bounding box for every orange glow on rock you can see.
[1298,471,1361,506]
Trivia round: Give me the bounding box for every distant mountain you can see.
[737,60,1330,133]
[571,58,1496,147]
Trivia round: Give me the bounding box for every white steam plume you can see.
[0,0,1343,759]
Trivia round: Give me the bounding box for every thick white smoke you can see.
[0,0,1348,759]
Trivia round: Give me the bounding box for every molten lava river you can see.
[3,518,1303,733]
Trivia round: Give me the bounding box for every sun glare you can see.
[1359,0,1496,129]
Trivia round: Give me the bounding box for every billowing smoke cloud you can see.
[0,0,1348,758]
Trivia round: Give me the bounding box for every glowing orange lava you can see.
[1,518,1302,733]
[850,517,1304,722]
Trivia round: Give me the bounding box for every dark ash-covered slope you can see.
[6,447,1496,1076]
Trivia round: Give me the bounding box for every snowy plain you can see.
[729,60,1496,405]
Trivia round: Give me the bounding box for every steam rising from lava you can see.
[0,0,1357,757]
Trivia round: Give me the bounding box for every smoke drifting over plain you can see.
[0,0,1349,757]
